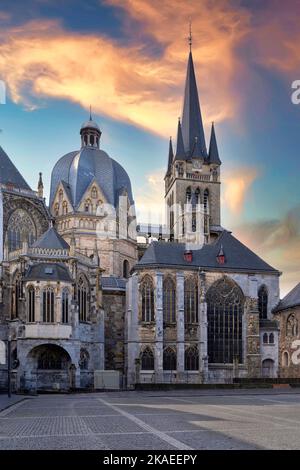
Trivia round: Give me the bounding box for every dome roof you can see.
[50,146,134,210]
[80,119,101,132]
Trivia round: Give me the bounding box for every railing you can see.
[186,173,211,181]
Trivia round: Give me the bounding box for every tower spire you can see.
[208,122,221,165]
[174,118,186,160]
[165,137,174,177]
[181,40,207,159]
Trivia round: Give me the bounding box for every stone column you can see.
[246,277,261,378]
[155,272,163,383]
[198,270,208,383]
[35,285,41,322]
[127,274,139,387]
[176,272,185,382]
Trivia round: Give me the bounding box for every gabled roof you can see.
[0,146,31,190]
[181,52,207,159]
[208,122,221,165]
[136,230,279,274]
[32,226,70,250]
[25,263,72,282]
[274,282,300,312]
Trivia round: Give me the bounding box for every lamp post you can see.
[7,334,11,398]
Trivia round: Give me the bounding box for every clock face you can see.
[193,159,201,169]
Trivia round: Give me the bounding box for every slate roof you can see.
[0,146,31,190]
[136,230,279,274]
[101,276,126,291]
[181,52,207,159]
[274,282,300,312]
[50,138,134,209]
[32,227,70,250]
[208,122,221,165]
[25,263,72,282]
[165,138,174,177]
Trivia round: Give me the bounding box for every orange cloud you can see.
[0,0,251,136]
[222,166,259,215]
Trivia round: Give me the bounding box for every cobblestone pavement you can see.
[0,394,29,413]
[1,389,300,449]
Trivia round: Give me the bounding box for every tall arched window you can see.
[77,276,89,322]
[62,288,69,324]
[186,187,192,203]
[287,314,298,337]
[194,188,200,205]
[141,276,154,322]
[42,287,55,323]
[184,346,199,371]
[12,273,22,319]
[263,332,268,344]
[27,286,35,323]
[203,189,209,213]
[163,278,176,323]
[282,351,289,367]
[206,277,244,364]
[258,285,268,319]
[7,209,36,252]
[184,278,198,324]
[123,260,130,279]
[141,347,154,370]
[163,347,177,370]
[62,201,68,215]
[269,332,274,344]
[91,187,98,199]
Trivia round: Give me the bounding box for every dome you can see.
[80,119,101,132]
[50,146,134,210]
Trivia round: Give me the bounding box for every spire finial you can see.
[188,20,192,52]
[89,105,92,121]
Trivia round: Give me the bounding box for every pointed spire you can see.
[181,51,207,159]
[208,122,221,165]
[37,172,44,198]
[165,137,174,177]
[174,118,186,160]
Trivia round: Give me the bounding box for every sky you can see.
[0,0,300,296]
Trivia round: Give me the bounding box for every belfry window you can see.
[42,288,55,323]
[163,278,176,323]
[141,276,154,322]
[184,278,198,323]
[206,277,244,364]
[203,189,209,213]
[186,187,192,203]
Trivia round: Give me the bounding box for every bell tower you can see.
[164,36,221,245]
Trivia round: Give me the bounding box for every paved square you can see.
[1,389,300,449]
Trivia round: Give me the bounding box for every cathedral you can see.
[0,46,285,392]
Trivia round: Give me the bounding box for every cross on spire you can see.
[188,20,192,51]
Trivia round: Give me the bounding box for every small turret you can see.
[37,172,44,198]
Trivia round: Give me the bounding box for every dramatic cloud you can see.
[222,166,260,215]
[0,0,251,136]
[234,206,300,296]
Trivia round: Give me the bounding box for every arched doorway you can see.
[262,358,275,378]
[27,344,72,391]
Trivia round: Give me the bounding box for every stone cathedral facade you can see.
[0,47,284,392]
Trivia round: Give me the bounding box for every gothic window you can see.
[7,209,36,252]
[184,278,198,324]
[79,349,89,370]
[287,314,298,337]
[54,203,59,217]
[58,189,63,202]
[282,351,289,367]
[84,199,91,213]
[195,187,200,205]
[42,288,55,323]
[77,276,89,322]
[269,332,274,344]
[206,277,244,364]
[141,347,154,370]
[12,273,22,319]
[123,260,130,279]
[263,333,268,344]
[192,214,196,232]
[62,201,68,215]
[91,187,98,199]
[203,189,209,213]
[27,286,35,323]
[258,285,268,320]
[163,278,176,323]
[62,288,69,323]
[163,347,177,370]
[184,346,199,371]
[141,276,154,322]
[186,187,192,203]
